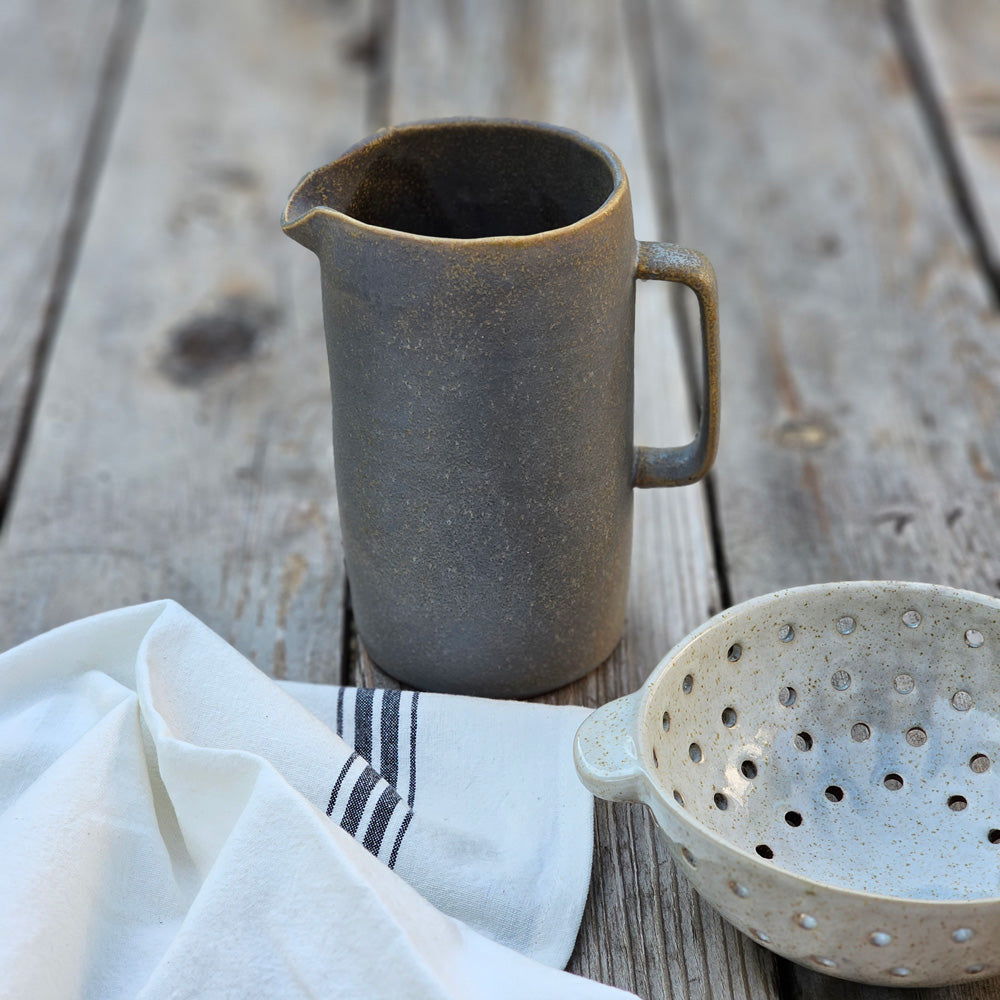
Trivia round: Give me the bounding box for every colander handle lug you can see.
[574,695,644,803]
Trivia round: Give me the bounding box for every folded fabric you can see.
[0,600,634,999]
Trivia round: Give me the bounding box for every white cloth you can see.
[0,600,633,1000]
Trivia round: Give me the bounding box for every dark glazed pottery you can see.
[283,119,719,697]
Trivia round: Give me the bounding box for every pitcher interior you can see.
[293,122,618,239]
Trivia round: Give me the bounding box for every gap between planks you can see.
[625,0,734,614]
[0,0,143,530]
[887,0,1000,309]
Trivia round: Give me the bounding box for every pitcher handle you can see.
[632,241,721,488]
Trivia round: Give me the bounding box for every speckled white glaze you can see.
[575,582,1000,987]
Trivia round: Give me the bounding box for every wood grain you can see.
[908,0,1000,288]
[0,0,376,681]
[0,0,131,510]
[645,1,1000,997]
[359,1,781,997]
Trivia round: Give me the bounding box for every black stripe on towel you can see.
[336,686,345,737]
[379,689,401,788]
[362,785,402,856]
[407,691,419,807]
[388,810,413,870]
[354,688,375,764]
[326,752,358,817]
[341,765,381,836]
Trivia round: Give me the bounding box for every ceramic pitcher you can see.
[283,118,719,696]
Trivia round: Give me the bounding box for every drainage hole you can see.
[851,722,871,742]
[714,792,729,811]
[778,685,797,707]
[794,731,813,751]
[682,674,693,694]
[755,844,774,859]
[652,747,659,768]
[905,726,927,747]
[952,690,974,712]
[965,629,984,648]
[884,773,904,791]
[824,785,845,802]
[784,810,803,827]
[727,643,742,662]
[830,669,851,690]
[721,706,737,728]
[988,829,1000,844]
[893,673,915,695]
[971,753,991,773]
[681,847,696,867]
[741,759,758,780]
[673,789,684,807]
[661,710,670,732]
[779,623,795,642]
[688,742,702,763]
[948,795,968,812]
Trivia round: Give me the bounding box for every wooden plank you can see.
[359,2,780,997]
[648,0,1000,602]
[645,1,1000,997]
[0,0,129,509]
[0,0,377,681]
[907,0,1000,287]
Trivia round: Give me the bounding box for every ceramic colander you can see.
[575,581,1000,987]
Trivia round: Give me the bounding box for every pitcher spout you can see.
[283,128,403,252]
[281,167,333,253]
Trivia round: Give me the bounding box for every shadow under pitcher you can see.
[283,118,720,697]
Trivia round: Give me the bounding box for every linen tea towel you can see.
[0,600,635,1000]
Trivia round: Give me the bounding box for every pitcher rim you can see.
[281,117,629,247]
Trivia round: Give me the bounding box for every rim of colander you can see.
[634,579,1000,908]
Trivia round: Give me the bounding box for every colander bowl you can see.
[575,581,1000,986]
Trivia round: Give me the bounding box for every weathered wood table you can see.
[4,0,1000,996]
